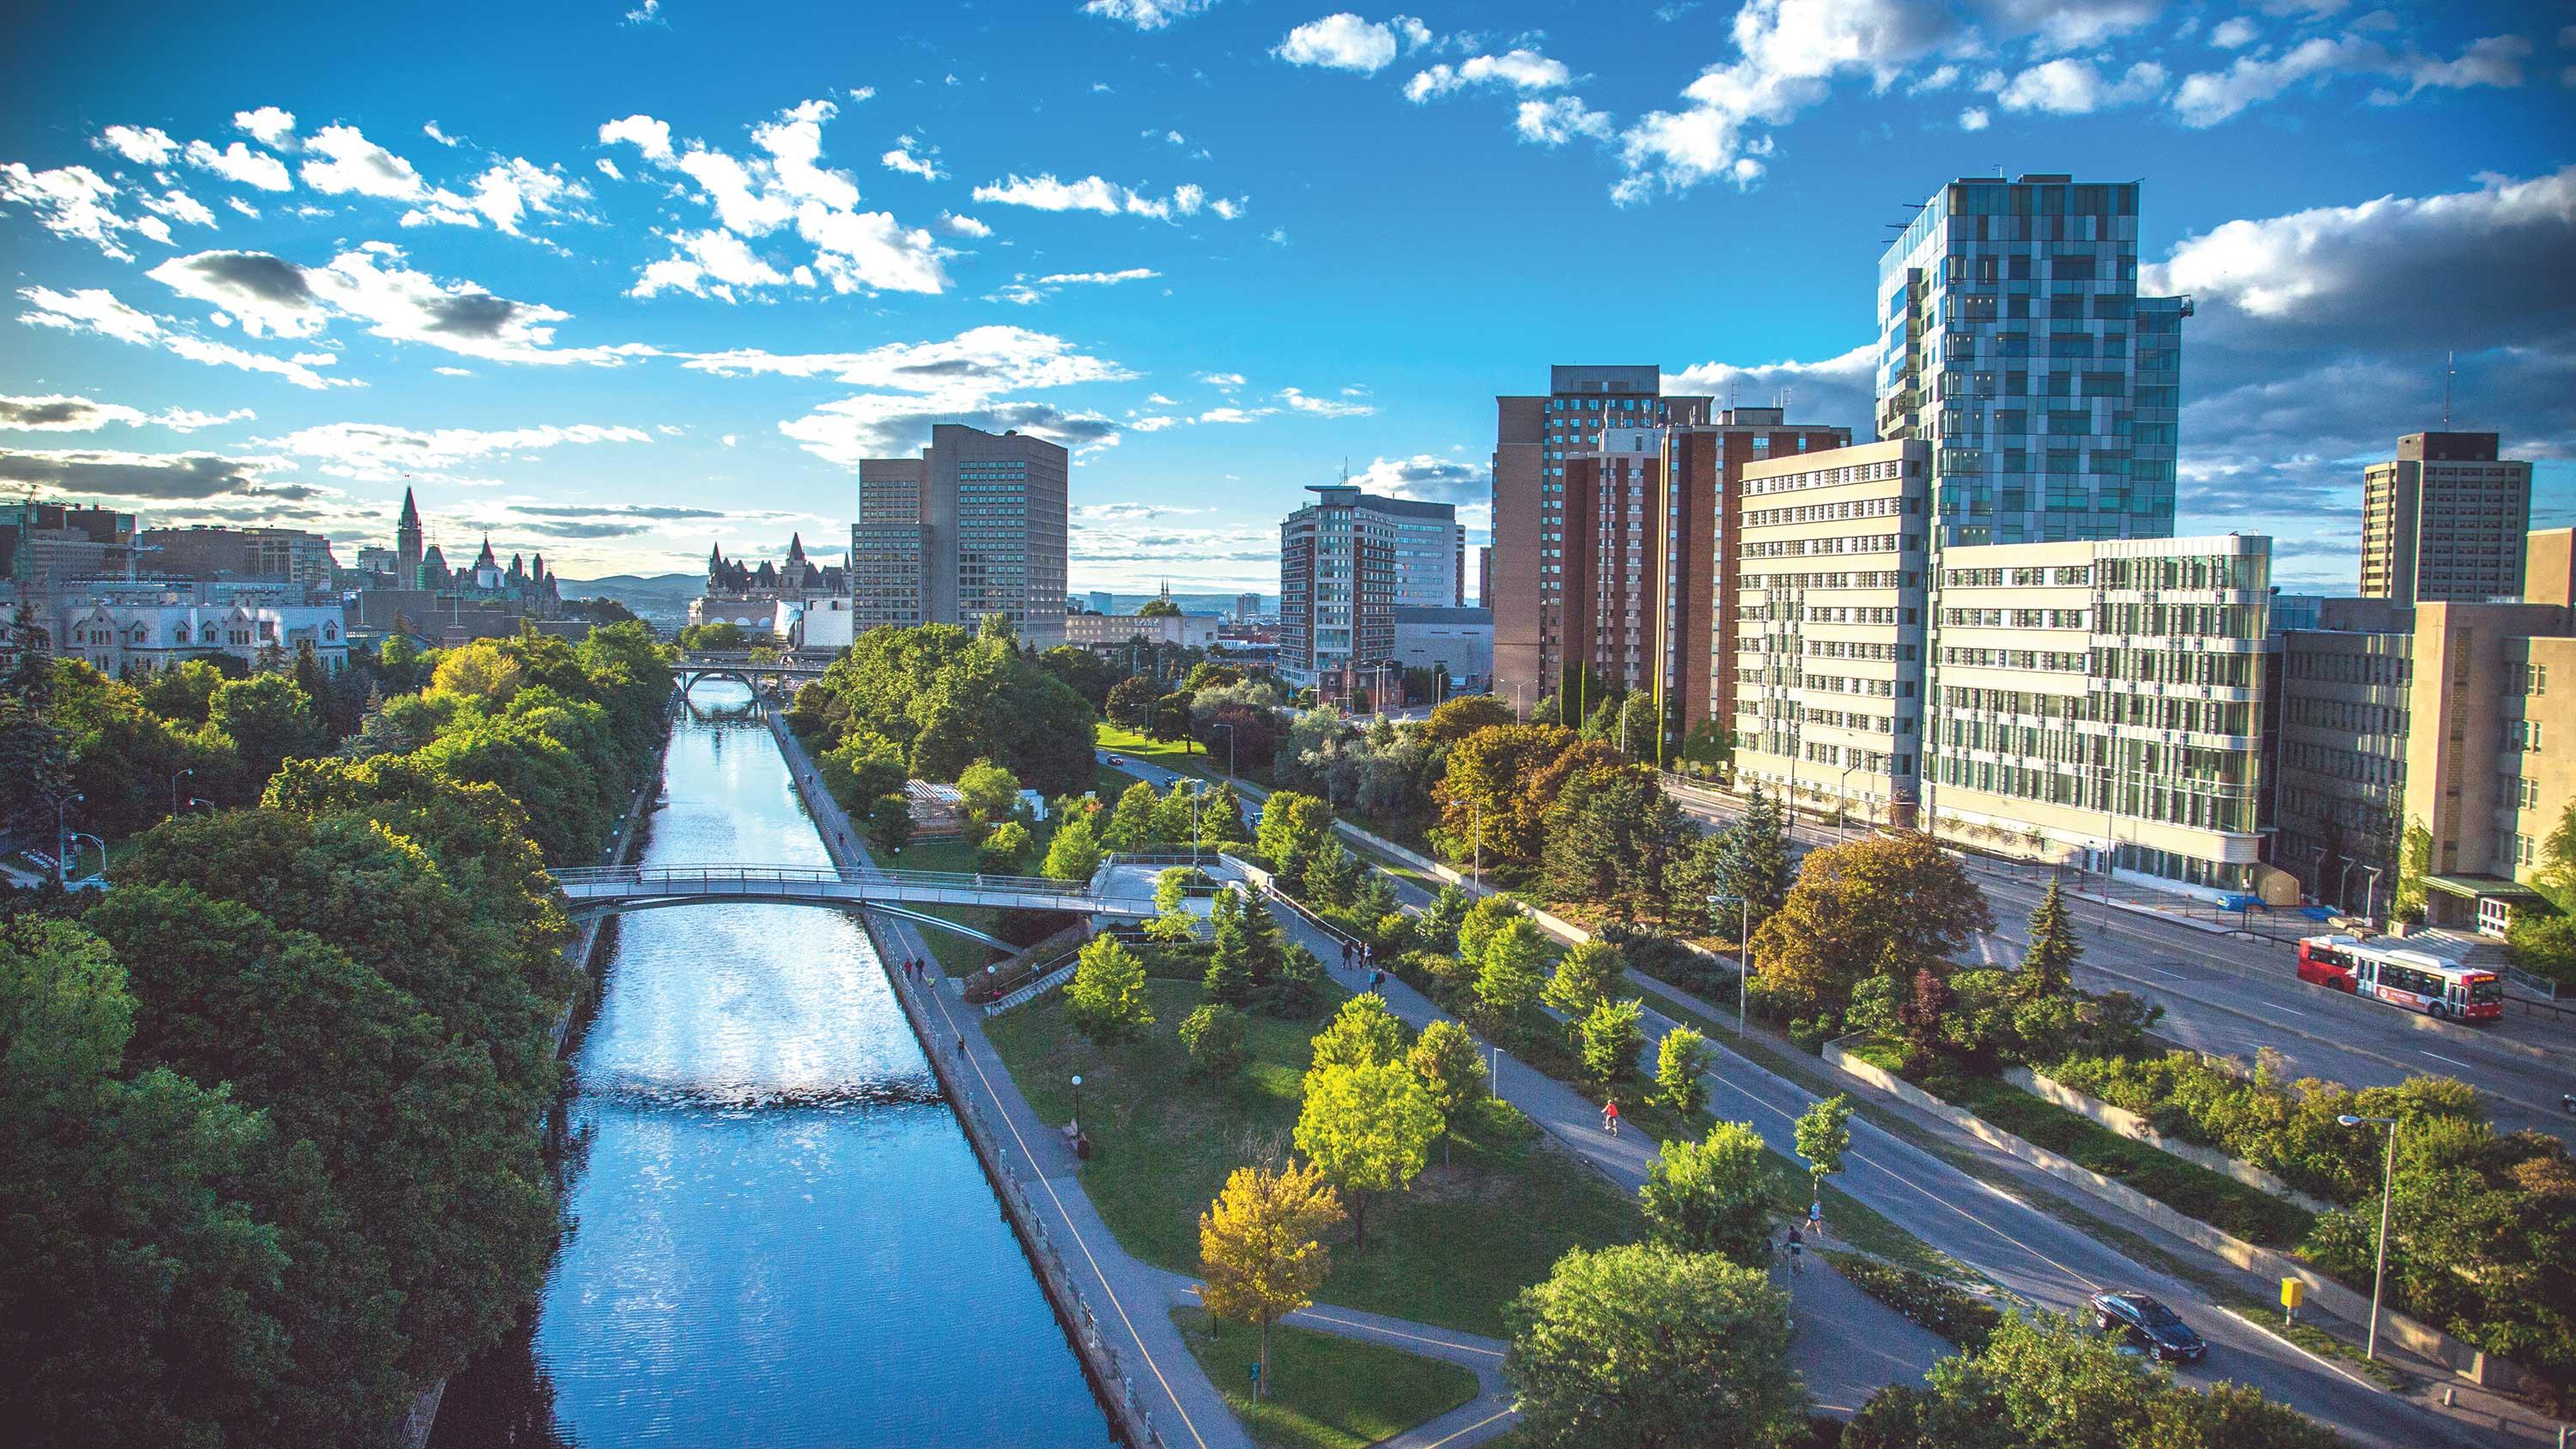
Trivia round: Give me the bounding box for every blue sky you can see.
[2,0,2570,592]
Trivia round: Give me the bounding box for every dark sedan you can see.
[2089,1290,2207,1363]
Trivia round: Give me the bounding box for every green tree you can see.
[1455,894,1523,967]
[1302,836,1364,907]
[2020,876,2081,999]
[1639,1121,1775,1264]
[1794,1094,1855,1200]
[1105,674,1161,730]
[1541,765,1690,923]
[1180,1003,1250,1078]
[1199,779,1253,846]
[1205,886,1285,1006]
[1715,785,1793,932]
[1255,791,1334,868]
[209,671,326,790]
[1413,882,1473,954]
[1473,919,1547,1029]
[1149,779,1201,845]
[866,792,915,854]
[1579,998,1646,1089]
[1139,597,1182,617]
[979,820,1035,872]
[677,621,750,651]
[1422,694,1516,744]
[1293,1060,1442,1250]
[1154,865,1195,912]
[1543,938,1628,1023]
[1065,934,1154,1046]
[1654,1024,1712,1117]
[1504,1243,1807,1449]
[1149,690,1197,750]
[956,756,1023,833]
[1103,779,1162,848]
[2391,816,2433,924]
[1308,992,1406,1074]
[1042,813,1104,881]
[1751,831,1995,1013]
[1407,1018,1485,1150]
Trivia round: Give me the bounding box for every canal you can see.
[433,682,1115,1447]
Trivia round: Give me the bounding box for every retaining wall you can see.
[1820,1039,2521,1390]
[2002,1066,2337,1215]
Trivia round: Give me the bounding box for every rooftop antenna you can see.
[2441,349,2456,428]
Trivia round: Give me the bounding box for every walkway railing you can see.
[986,959,1082,1017]
[550,863,1158,915]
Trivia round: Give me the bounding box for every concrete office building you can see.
[137,525,340,588]
[854,424,1068,646]
[1278,483,1461,688]
[1923,535,2278,900]
[2274,597,2416,912]
[1234,591,1262,624]
[1391,605,1492,689]
[1491,366,1711,714]
[1733,440,1932,826]
[2360,431,2532,604]
[1876,174,2186,548]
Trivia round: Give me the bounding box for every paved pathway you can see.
[775,714,1521,1448]
[1247,883,1951,1416]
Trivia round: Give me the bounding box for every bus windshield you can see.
[2470,977,2503,1004]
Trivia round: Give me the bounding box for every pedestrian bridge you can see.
[550,863,1161,945]
[673,652,835,696]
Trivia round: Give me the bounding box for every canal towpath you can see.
[765,707,1520,1449]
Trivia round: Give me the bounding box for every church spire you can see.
[398,487,421,528]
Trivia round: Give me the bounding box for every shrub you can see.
[1826,1254,2002,1350]
[1180,1003,1250,1078]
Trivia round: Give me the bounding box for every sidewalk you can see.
[776,713,1521,1449]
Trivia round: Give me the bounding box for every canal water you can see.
[433,682,1115,1448]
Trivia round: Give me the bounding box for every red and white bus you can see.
[2295,935,2505,1022]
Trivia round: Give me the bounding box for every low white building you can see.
[775,596,855,652]
[58,601,351,676]
[1063,611,1222,651]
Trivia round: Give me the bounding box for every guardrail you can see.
[555,863,1078,893]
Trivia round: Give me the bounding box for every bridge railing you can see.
[553,863,1083,893]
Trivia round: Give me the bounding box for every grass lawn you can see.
[1097,723,1229,783]
[986,978,1643,1337]
[1169,1308,1479,1449]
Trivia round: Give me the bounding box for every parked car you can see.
[1104,755,1124,766]
[2089,1290,2206,1363]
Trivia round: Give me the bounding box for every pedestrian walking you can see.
[1783,1226,1805,1276]
[1370,968,1384,994]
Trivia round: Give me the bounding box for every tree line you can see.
[0,621,672,1444]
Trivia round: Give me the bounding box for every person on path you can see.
[1783,1226,1805,1275]
[1601,1098,1621,1137]
[1370,968,1384,995]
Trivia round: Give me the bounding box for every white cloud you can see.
[1279,386,1374,417]
[1129,415,1182,432]
[1034,267,1160,285]
[233,106,295,149]
[1978,0,2163,53]
[1406,49,1574,101]
[629,228,789,300]
[682,324,1132,391]
[466,157,585,236]
[1515,96,1615,145]
[422,121,461,147]
[603,100,948,296]
[781,392,1121,466]
[0,165,172,260]
[1197,371,1246,388]
[2172,32,2530,125]
[598,113,675,162]
[1082,0,1215,28]
[146,243,659,367]
[136,188,218,229]
[1614,0,1963,202]
[595,157,624,181]
[1994,58,2167,113]
[882,136,945,179]
[19,284,355,390]
[2211,17,2259,49]
[96,125,179,166]
[1958,105,1991,130]
[184,139,293,191]
[0,394,252,433]
[1276,14,1401,74]
[263,421,652,481]
[297,124,427,199]
[225,197,259,218]
[1909,63,1962,93]
[1666,343,1877,435]
[1194,405,1276,424]
[940,210,993,237]
[1346,453,1482,504]
[434,366,471,375]
[971,172,1243,221]
[624,0,665,23]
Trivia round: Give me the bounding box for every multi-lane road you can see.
[1656,780,2576,1145]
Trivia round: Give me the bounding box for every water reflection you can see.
[433,682,1114,1448]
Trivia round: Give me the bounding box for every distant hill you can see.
[557,572,701,627]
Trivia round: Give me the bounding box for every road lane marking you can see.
[2419,1049,2474,1069]
[1422,1407,1517,1447]
[1293,1308,1504,1359]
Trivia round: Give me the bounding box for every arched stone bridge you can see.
[550,862,1162,945]
[673,651,835,696]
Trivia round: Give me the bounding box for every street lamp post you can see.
[1708,893,1749,1035]
[1212,720,1238,781]
[1470,799,1482,895]
[2360,866,2384,927]
[2338,859,2360,917]
[2338,1113,2399,1361]
[170,767,193,818]
[1072,1074,1084,1134]
[52,792,84,888]
[67,832,105,884]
